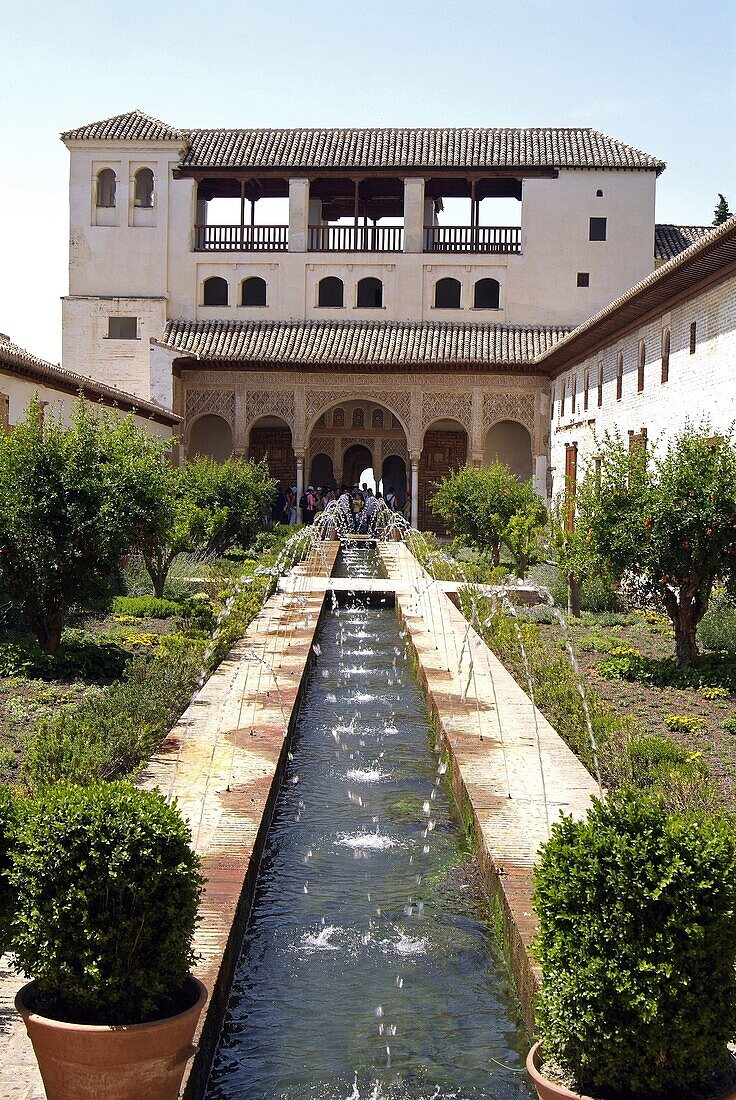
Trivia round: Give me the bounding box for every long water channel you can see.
[205,546,533,1099]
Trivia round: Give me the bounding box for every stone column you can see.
[403,178,425,253]
[534,454,548,498]
[295,452,305,509]
[288,178,310,253]
[471,453,483,468]
[410,453,420,528]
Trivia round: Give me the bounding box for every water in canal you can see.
[205,546,533,1099]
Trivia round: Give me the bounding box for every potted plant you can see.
[528,791,736,1100]
[10,781,206,1100]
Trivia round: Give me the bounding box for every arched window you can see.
[371,408,384,428]
[434,277,461,309]
[332,407,345,427]
[473,278,500,309]
[318,277,344,307]
[637,340,646,392]
[661,327,671,384]
[241,276,267,307]
[203,276,229,306]
[356,277,383,308]
[352,408,364,428]
[96,168,116,208]
[134,168,154,208]
[616,352,623,400]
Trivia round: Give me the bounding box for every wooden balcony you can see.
[423,226,522,254]
[194,225,289,252]
[308,224,404,252]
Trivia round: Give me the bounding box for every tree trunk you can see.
[673,608,699,667]
[30,606,65,654]
[568,574,581,618]
[490,540,500,567]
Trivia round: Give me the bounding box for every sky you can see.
[1,0,734,363]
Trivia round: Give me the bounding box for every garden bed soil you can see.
[537,615,736,806]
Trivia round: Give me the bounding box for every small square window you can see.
[577,272,590,287]
[108,316,138,339]
[589,217,607,242]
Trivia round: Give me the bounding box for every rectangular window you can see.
[584,369,589,411]
[689,321,697,354]
[597,362,604,407]
[571,374,577,414]
[577,272,590,287]
[589,217,607,241]
[561,378,566,417]
[107,316,138,340]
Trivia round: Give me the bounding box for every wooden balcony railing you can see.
[308,224,404,252]
[423,226,522,254]
[194,225,289,252]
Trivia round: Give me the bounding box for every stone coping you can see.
[378,542,598,1031]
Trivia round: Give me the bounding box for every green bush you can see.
[722,717,736,734]
[9,782,203,1024]
[25,644,204,786]
[534,792,736,1096]
[699,591,736,654]
[664,714,707,734]
[112,595,182,619]
[0,786,18,955]
[551,570,621,613]
[0,635,129,681]
[599,650,736,693]
[625,735,708,791]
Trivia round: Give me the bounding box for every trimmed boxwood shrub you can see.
[533,792,736,1097]
[9,782,203,1025]
[112,595,183,619]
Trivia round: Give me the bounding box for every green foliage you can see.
[0,398,170,652]
[721,717,736,734]
[429,463,542,564]
[550,568,622,613]
[713,193,733,225]
[576,424,736,666]
[0,634,129,681]
[664,714,707,734]
[599,648,736,693]
[180,456,276,557]
[497,498,547,578]
[626,735,706,790]
[25,644,204,786]
[0,786,18,955]
[9,782,203,1024]
[112,594,182,618]
[701,684,730,700]
[534,792,736,1096]
[699,590,736,654]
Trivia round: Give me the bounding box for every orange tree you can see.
[577,425,736,666]
[0,398,168,652]
[430,462,544,566]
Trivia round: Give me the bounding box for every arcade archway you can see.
[484,420,533,482]
[188,414,233,462]
[248,416,296,490]
[420,418,469,532]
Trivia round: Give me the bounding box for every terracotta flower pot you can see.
[526,1042,590,1100]
[15,975,207,1100]
[526,1041,736,1100]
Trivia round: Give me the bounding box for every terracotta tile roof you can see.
[182,126,665,173]
[655,224,716,261]
[539,215,736,374]
[0,338,181,425]
[161,319,570,371]
[61,111,665,174]
[61,109,186,143]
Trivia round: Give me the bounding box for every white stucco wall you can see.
[0,369,176,442]
[549,269,736,496]
[61,136,660,394]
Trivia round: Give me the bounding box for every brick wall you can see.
[419,429,468,532]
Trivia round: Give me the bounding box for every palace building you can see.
[60,110,727,524]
